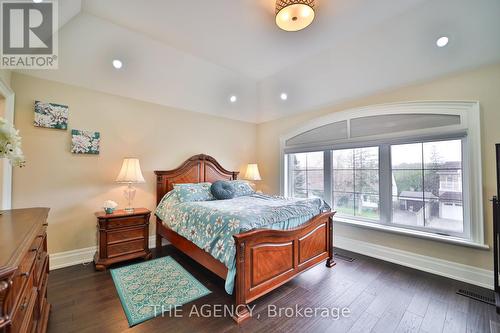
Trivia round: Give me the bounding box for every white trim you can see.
[49,235,168,270]
[335,217,489,250]
[335,235,493,289]
[0,77,14,210]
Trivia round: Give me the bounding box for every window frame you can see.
[280,101,485,248]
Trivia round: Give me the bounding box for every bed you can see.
[155,154,335,323]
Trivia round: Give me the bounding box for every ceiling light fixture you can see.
[280,93,288,100]
[33,0,43,3]
[436,36,449,48]
[230,95,237,103]
[275,0,315,32]
[112,59,123,69]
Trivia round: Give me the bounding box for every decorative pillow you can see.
[211,180,236,200]
[231,180,255,197]
[173,182,214,202]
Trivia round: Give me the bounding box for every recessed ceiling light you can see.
[436,36,449,48]
[112,59,123,69]
[280,93,288,101]
[230,95,237,103]
[33,0,43,3]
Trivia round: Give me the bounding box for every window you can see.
[332,147,379,220]
[286,152,324,199]
[282,102,483,246]
[391,139,463,234]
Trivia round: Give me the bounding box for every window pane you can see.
[307,169,324,198]
[292,170,306,191]
[354,147,379,169]
[307,151,324,169]
[391,139,464,234]
[332,146,379,221]
[333,170,354,192]
[291,153,307,170]
[355,170,379,194]
[423,140,462,169]
[332,149,353,169]
[287,152,324,200]
[426,200,463,232]
[391,143,422,169]
[392,196,425,227]
[392,169,423,194]
[333,192,354,216]
[355,194,379,219]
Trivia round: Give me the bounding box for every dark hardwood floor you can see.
[47,245,499,333]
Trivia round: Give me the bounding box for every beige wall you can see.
[12,73,257,254]
[257,63,500,270]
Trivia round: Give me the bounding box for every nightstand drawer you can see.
[106,216,146,229]
[107,228,144,244]
[107,239,144,258]
[106,216,145,229]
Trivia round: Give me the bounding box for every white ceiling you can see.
[18,0,500,123]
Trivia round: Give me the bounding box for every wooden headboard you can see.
[154,154,239,204]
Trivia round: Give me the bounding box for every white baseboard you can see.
[335,235,493,290]
[49,235,165,271]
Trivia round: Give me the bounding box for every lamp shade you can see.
[116,158,145,183]
[244,164,262,181]
[275,0,315,32]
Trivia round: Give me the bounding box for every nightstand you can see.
[94,208,152,271]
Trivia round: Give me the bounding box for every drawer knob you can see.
[20,272,29,278]
[42,223,48,226]
[20,302,28,311]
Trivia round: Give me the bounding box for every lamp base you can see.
[124,207,135,213]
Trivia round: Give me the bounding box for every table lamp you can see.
[116,158,145,213]
[244,163,262,190]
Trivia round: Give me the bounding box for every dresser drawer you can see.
[11,271,35,333]
[107,227,145,244]
[107,239,145,258]
[7,249,37,312]
[106,216,146,229]
[35,251,48,288]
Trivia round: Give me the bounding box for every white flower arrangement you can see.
[0,117,25,167]
[103,200,118,209]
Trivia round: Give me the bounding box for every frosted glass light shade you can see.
[275,0,315,32]
[116,158,145,183]
[244,164,262,181]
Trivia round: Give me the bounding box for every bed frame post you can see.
[155,218,163,251]
[232,241,250,323]
[326,215,336,267]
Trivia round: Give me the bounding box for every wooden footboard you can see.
[231,211,335,323]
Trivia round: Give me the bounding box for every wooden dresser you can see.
[0,208,50,333]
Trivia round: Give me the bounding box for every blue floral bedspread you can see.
[155,193,329,294]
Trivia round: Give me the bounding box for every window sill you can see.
[333,217,489,250]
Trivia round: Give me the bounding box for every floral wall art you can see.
[34,101,69,129]
[71,129,100,154]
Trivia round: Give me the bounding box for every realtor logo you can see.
[1,0,58,69]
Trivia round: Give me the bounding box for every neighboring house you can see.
[398,191,437,213]
[437,161,463,220]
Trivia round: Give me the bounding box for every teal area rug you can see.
[110,256,211,326]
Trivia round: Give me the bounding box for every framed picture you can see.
[71,129,100,155]
[34,101,69,129]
